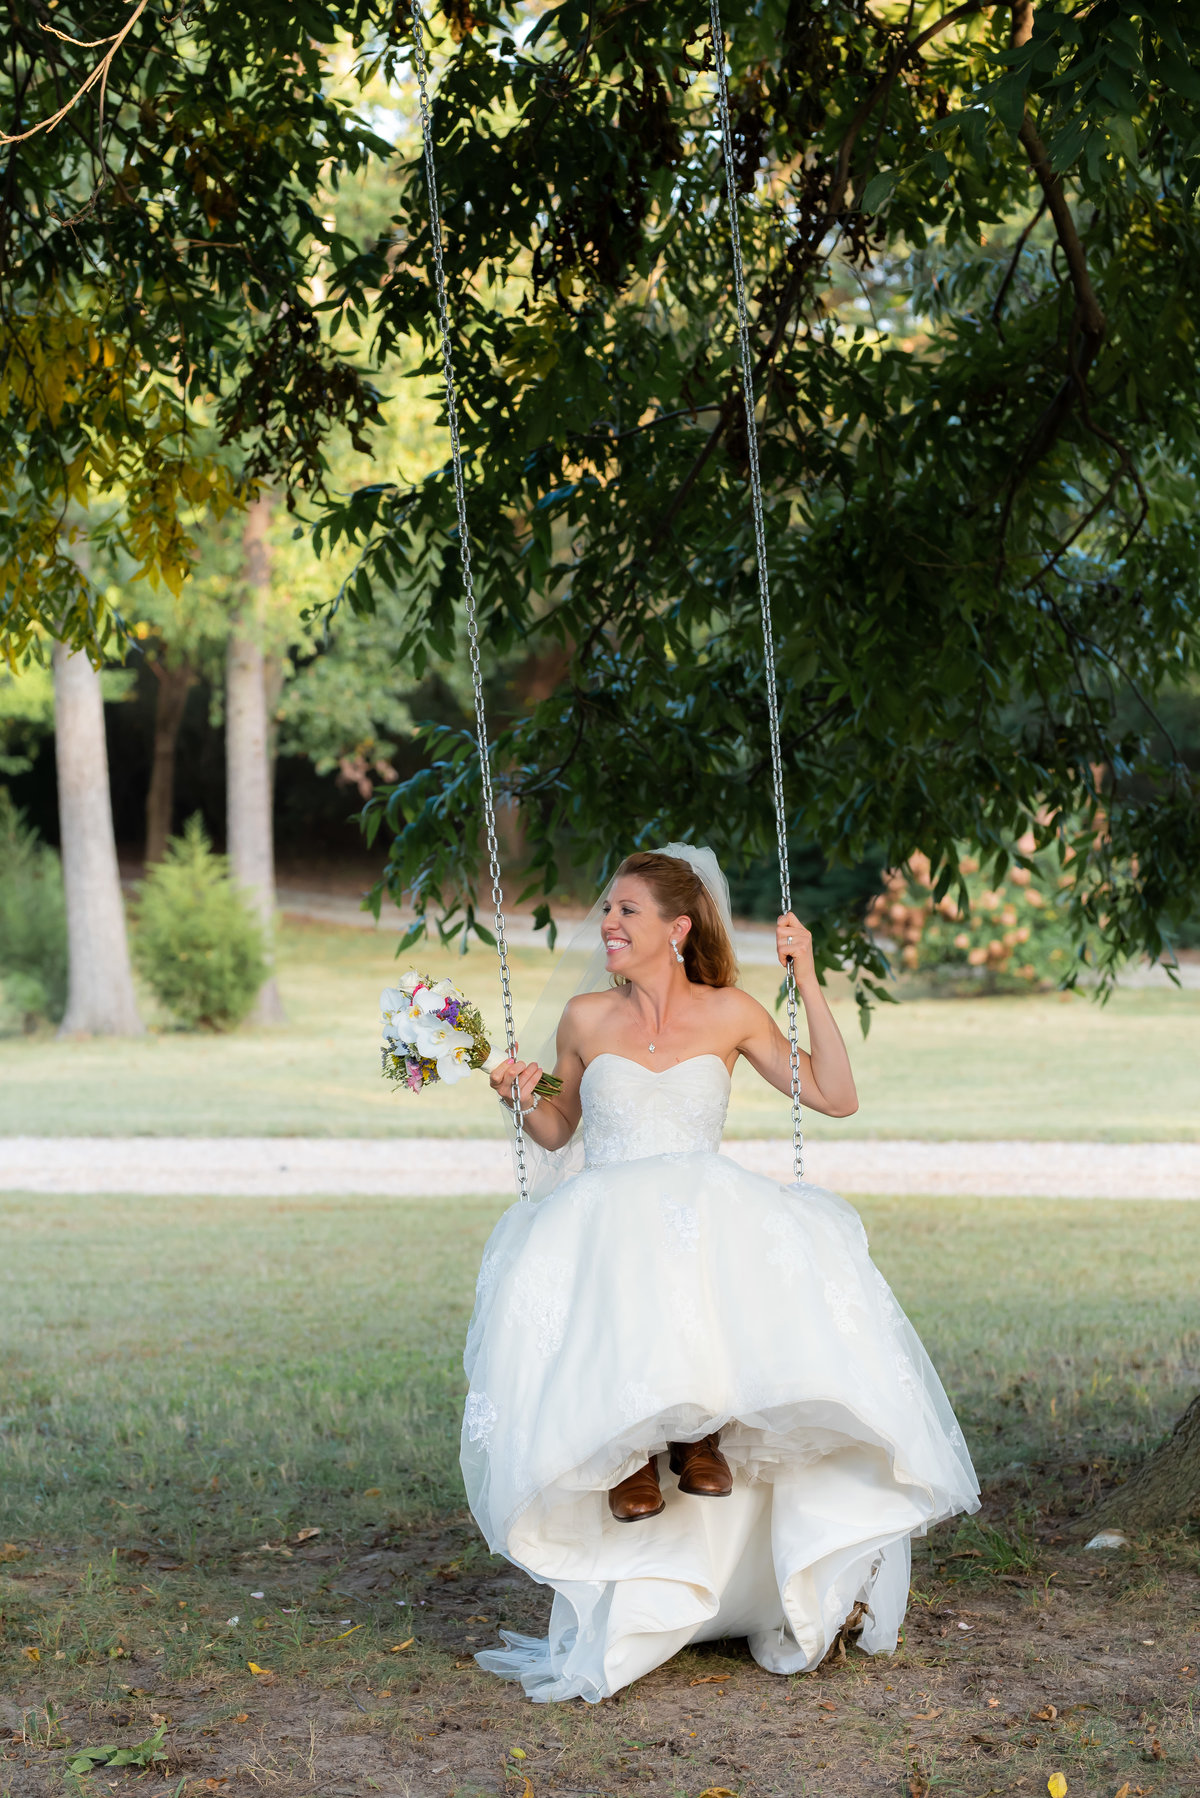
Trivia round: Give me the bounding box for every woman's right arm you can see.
[487,1005,585,1150]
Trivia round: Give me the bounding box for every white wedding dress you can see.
[462,1053,979,1703]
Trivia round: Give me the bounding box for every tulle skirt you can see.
[461,1149,979,1702]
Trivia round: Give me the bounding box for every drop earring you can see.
[670,939,685,964]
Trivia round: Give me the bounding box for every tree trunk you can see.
[52,642,144,1037]
[264,650,286,811]
[227,494,286,1025]
[1084,1392,1200,1535]
[144,657,196,864]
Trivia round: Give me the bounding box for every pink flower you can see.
[406,1059,425,1093]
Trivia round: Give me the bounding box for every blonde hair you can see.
[615,852,738,989]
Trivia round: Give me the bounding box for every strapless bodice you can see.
[579,1053,731,1168]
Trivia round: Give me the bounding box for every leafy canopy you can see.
[314,0,1200,991]
[0,0,392,658]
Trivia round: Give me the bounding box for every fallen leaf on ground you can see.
[697,1789,738,1798]
[247,1662,271,1676]
[295,1528,321,1542]
[1113,1785,1131,1798]
[1047,1775,1067,1798]
[363,1487,382,1497]
[689,1674,733,1685]
[818,1701,836,1712]
[910,1708,942,1721]
[234,1714,249,1723]
[0,1544,26,1563]
[21,1647,39,1662]
[318,1623,363,1644]
[390,1639,415,1652]
[1034,1705,1059,1721]
[1147,1739,1164,1760]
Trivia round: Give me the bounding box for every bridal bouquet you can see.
[380,971,562,1099]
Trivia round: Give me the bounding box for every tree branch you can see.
[656,0,986,540]
[990,196,1047,336]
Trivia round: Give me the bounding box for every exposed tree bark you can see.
[1084,1392,1200,1535]
[226,493,286,1025]
[144,655,196,864]
[52,641,144,1037]
[263,651,286,811]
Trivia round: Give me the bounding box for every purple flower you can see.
[443,998,461,1024]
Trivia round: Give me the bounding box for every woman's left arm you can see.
[735,913,859,1117]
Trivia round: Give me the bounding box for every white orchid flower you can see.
[396,971,425,995]
[383,1016,419,1050]
[414,1017,473,1061]
[435,1037,477,1085]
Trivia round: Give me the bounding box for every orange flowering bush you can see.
[866,837,1085,992]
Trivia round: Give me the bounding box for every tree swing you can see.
[407,0,805,1202]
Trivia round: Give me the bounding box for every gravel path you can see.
[2,1137,1198,1198]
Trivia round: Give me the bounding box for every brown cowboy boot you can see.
[668,1432,733,1497]
[608,1455,665,1522]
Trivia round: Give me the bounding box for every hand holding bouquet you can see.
[380,971,562,1099]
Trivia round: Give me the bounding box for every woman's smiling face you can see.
[601,876,690,974]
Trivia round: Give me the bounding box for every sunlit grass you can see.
[0,915,1196,1137]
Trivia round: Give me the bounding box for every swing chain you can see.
[408,0,531,1203]
[707,0,805,1184]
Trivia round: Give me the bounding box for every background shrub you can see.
[0,791,67,1032]
[133,815,266,1029]
[867,839,1090,994]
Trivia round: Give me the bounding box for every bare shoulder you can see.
[559,990,619,1049]
[701,982,766,1022]
[699,982,771,1040]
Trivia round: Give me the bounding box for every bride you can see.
[464,844,979,1703]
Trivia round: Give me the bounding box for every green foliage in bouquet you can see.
[133,816,266,1030]
[869,839,1094,995]
[0,791,67,1032]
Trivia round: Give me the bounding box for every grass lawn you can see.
[1,1186,1198,1795]
[1,916,1197,1139]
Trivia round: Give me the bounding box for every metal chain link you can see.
[408,0,531,1202]
[707,0,805,1183]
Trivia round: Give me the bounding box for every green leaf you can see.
[860,171,897,213]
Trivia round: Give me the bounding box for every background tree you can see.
[226,496,286,1022]
[52,636,142,1037]
[312,0,1200,1004]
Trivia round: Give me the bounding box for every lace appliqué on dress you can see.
[822,1280,861,1337]
[465,1391,498,1444]
[763,1209,808,1283]
[504,1254,572,1357]
[660,1197,699,1253]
